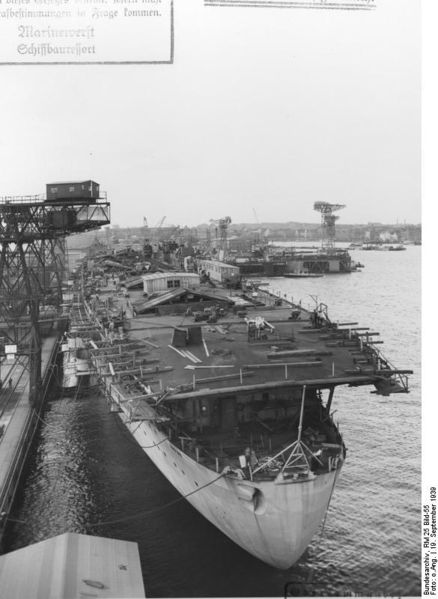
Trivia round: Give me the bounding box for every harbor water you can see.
[3,247,421,597]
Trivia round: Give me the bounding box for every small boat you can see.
[388,244,407,251]
[60,335,91,389]
[282,272,323,278]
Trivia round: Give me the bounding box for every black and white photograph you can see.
[0,0,426,597]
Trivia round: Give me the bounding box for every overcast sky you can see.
[0,0,420,227]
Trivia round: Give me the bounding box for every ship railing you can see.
[175,434,243,475]
[0,194,45,204]
[178,433,340,480]
[250,441,342,481]
[249,438,317,479]
[0,193,108,204]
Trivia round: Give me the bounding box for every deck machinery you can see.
[0,181,110,402]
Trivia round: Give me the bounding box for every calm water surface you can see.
[4,247,421,597]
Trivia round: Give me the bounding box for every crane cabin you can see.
[45,181,100,203]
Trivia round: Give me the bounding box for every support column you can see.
[326,386,335,413]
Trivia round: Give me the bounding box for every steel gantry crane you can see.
[313,202,346,250]
[0,184,110,402]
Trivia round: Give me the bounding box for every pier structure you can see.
[0,338,59,547]
[0,185,110,547]
[0,192,110,402]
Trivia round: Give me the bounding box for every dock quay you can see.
[0,334,61,548]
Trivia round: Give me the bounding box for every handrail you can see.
[0,192,108,204]
[0,194,44,203]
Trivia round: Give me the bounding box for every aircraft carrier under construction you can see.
[0,182,413,578]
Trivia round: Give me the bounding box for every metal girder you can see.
[0,236,66,345]
[0,194,111,401]
[313,202,346,250]
[0,199,110,241]
[313,202,346,214]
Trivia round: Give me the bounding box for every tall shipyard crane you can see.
[0,181,110,402]
[151,216,166,243]
[156,216,166,229]
[209,216,231,256]
[313,202,345,250]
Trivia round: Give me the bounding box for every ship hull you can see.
[113,395,340,569]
